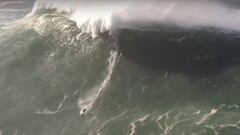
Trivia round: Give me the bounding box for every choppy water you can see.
[1,1,240,135]
[0,0,34,24]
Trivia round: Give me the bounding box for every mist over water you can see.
[32,0,240,37]
[0,0,34,24]
[1,0,240,135]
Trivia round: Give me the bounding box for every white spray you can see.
[30,0,240,37]
[78,51,119,116]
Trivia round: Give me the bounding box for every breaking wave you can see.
[1,0,240,135]
[30,0,240,37]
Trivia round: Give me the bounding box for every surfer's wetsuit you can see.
[80,109,87,116]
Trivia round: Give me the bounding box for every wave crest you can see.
[26,0,240,38]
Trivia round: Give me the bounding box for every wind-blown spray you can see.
[30,0,240,37]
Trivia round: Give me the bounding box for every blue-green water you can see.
[1,1,240,135]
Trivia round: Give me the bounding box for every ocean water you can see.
[0,0,34,24]
[1,0,240,135]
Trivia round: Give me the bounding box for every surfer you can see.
[80,108,87,116]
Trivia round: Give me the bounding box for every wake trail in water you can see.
[78,50,120,116]
[36,91,78,115]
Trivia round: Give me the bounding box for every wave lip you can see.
[28,0,240,37]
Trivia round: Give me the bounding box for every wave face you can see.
[1,1,240,135]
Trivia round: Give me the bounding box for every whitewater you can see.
[1,0,240,135]
[30,0,240,37]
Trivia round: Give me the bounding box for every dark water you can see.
[1,6,240,135]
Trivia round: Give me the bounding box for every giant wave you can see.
[30,0,240,37]
[0,0,240,135]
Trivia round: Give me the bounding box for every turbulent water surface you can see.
[1,0,240,135]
